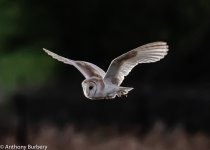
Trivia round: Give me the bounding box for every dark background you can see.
[0,0,210,143]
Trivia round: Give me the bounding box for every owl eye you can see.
[89,86,93,90]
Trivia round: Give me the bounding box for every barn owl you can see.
[43,42,168,100]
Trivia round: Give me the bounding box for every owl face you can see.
[82,79,97,99]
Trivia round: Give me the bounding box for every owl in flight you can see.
[43,42,168,100]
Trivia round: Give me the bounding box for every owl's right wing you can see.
[43,48,106,79]
[104,42,168,86]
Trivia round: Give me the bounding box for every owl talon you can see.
[117,91,127,98]
[116,91,128,98]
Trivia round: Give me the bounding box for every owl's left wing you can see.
[43,48,106,79]
[104,42,168,86]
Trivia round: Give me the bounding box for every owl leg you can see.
[117,87,133,98]
[116,91,124,97]
[116,92,121,97]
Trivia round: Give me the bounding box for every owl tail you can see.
[117,87,134,97]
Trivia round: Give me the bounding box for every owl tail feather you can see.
[117,87,134,97]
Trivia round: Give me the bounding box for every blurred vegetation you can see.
[0,1,57,95]
[1,123,210,150]
[0,48,55,92]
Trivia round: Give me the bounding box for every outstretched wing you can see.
[104,42,168,85]
[43,48,106,79]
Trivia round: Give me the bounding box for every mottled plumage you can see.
[43,42,168,100]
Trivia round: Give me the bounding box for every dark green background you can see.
[1,0,210,140]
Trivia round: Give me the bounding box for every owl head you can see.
[81,77,105,99]
[82,79,98,99]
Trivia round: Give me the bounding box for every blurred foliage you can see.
[0,1,57,95]
[0,1,21,51]
[0,48,55,92]
[1,123,210,150]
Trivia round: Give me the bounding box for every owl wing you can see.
[43,48,106,79]
[104,42,168,86]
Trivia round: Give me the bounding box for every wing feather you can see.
[104,42,168,85]
[43,48,106,79]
